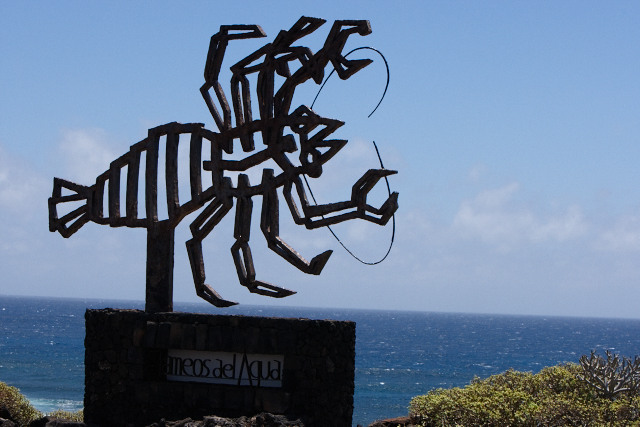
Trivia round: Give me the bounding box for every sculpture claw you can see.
[196,283,239,308]
[246,280,296,298]
[352,169,396,204]
[310,250,333,275]
[351,169,398,224]
[378,191,399,225]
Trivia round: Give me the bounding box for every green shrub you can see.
[0,382,84,426]
[47,408,84,422]
[0,381,42,426]
[409,364,640,426]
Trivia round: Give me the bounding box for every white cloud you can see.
[468,163,488,183]
[58,128,116,183]
[452,182,588,249]
[0,129,118,258]
[596,215,640,252]
[0,144,50,256]
[0,144,48,214]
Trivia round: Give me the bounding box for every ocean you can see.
[2,295,640,426]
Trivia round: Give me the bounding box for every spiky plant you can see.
[578,350,640,399]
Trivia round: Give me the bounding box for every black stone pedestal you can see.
[84,309,355,427]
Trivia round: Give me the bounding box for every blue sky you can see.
[1,2,639,318]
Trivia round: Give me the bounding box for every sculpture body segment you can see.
[48,17,398,312]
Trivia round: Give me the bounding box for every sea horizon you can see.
[3,292,639,322]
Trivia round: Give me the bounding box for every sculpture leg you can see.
[261,169,332,275]
[231,176,295,298]
[265,236,333,275]
[186,196,236,307]
[231,240,296,298]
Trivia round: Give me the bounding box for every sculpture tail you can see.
[48,178,94,238]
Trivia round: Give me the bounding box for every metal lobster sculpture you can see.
[48,17,399,312]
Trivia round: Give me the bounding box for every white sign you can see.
[165,349,284,387]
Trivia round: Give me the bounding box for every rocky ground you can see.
[0,413,418,427]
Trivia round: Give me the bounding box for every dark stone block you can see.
[169,322,185,347]
[143,321,158,348]
[156,322,172,348]
[85,309,354,427]
[181,324,196,349]
[195,323,208,350]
